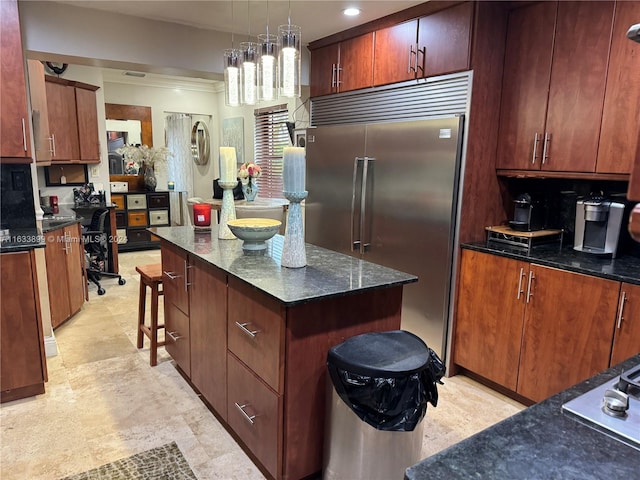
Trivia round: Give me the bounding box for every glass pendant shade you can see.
[224,49,242,107]
[240,42,259,105]
[278,24,301,98]
[258,33,279,102]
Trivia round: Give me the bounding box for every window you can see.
[254,104,289,199]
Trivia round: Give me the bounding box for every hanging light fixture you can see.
[240,1,259,105]
[224,0,241,106]
[258,0,278,102]
[278,0,301,98]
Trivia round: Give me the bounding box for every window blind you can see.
[254,105,289,199]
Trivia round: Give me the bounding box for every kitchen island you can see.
[151,225,417,480]
[406,353,640,479]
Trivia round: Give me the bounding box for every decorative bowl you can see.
[227,218,282,252]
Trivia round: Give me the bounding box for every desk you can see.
[72,204,119,274]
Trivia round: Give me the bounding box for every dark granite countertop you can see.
[406,354,640,480]
[41,218,82,233]
[151,225,417,306]
[463,242,640,285]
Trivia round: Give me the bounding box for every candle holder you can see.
[218,181,238,239]
[282,191,308,268]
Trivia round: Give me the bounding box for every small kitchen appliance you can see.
[573,193,624,258]
[562,363,640,451]
[509,193,547,232]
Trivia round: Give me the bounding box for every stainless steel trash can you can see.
[322,330,444,480]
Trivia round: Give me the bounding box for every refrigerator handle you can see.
[351,157,363,251]
[360,157,374,254]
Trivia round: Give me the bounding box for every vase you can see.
[144,166,157,192]
[242,179,258,202]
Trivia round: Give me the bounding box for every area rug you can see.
[59,442,197,480]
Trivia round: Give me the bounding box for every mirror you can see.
[191,120,210,165]
[106,119,142,174]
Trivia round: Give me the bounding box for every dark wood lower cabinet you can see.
[1,250,47,403]
[454,249,630,404]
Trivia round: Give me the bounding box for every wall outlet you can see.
[90,166,100,177]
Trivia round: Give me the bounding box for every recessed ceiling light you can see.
[343,8,361,17]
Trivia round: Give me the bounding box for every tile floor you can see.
[1,250,525,480]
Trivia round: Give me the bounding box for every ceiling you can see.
[56,0,426,44]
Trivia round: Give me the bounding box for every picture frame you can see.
[44,164,88,186]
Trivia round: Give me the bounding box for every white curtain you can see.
[165,113,193,196]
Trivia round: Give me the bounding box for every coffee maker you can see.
[509,193,547,231]
[573,194,625,257]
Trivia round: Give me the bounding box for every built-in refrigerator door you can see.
[364,116,463,357]
[305,125,366,256]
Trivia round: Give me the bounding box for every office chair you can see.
[84,208,126,295]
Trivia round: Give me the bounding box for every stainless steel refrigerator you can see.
[305,116,464,358]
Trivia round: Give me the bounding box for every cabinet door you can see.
[518,265,619,402]
[339,33,374,92]
[75,87,100,161]
[64,224,85,315]
[610,283,640,366]
[373,19,418,86]
[45,80,80,161]
[596,1,640,174]
[453,249,528,391]
[0,251,45,398]
[0,0,31,160]
[495,1,556,170]
[310,43,339,97]
[544,1,614,172]
[27,59,52,163]
[161,241,189,315]
[417,2,473,78]
[45,229,71,328]
[189,259,227,418]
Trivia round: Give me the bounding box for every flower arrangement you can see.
[116,145,172,172]
[238,162,262,184]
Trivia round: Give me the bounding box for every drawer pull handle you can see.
[616,291,627,329]
[526,271,535,304]
[163,270,179,280]
[234,402,256,425]
[167,331,182,342]
[235,321,260,338]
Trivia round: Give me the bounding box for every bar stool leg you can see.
[150,283,159,366]
[137,279,146,349]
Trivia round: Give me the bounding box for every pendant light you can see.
[278,0,301,98]
[224,0,241,106]
[240,1,258,105]
[258,0,278,102]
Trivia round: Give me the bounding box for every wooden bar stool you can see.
[136,263,165,366]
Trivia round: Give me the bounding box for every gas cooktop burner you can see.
[562,363,640,450]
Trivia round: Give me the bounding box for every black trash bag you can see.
[327,330,445,432]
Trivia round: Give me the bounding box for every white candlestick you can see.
[219,147,237,183]
[283,147,305,193]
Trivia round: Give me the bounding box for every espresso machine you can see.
[574,193,625,257]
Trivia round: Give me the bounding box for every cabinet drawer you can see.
[227,353,281,478]
[126,194,147,210]
[115,211,127,228]
[126,228,150,243]
[111,194,125,210]
[165,302,190,377]
[148,193,169,208]
[127,211,148,227]
[228,278,285,393]
[116,228,127,244]
[149,209,169,226]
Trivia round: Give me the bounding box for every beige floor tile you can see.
[0,249,524,480]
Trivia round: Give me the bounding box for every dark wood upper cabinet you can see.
[417,1,473,77]
[373,19,418,86]
[496,2,556,171]
[0,0,32,161]
[45,79,80,162]
[596,1,640,174]
[309,34,373,97]
[497,1,617,174]
[544,1,614,173]
[75,86,100,161]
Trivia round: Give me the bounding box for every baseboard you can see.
[44,334,58,357]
